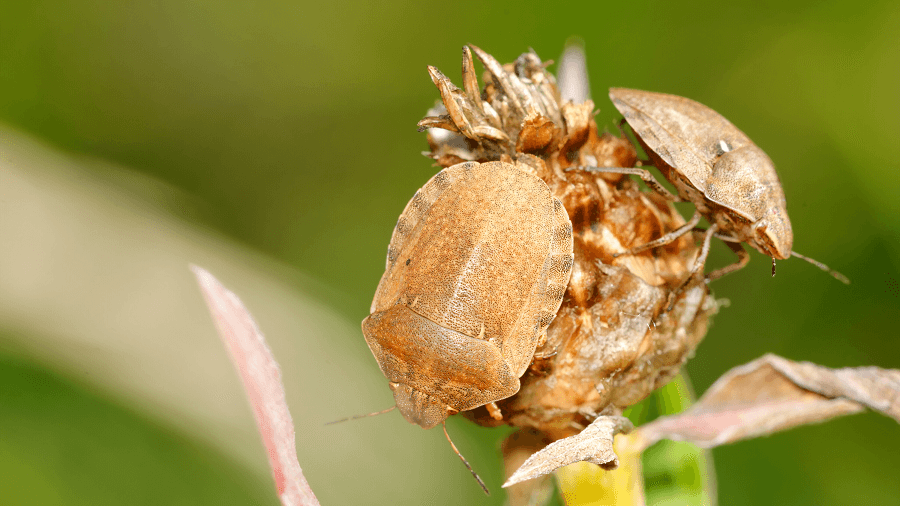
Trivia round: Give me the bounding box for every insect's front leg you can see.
[613,210,702,258]
[485,402,503,421]
[574,166,681,202]
[706,240,750,282]
[666,224,719,311]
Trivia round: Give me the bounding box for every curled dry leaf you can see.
[191,265,321,506]
[503,416,633,488]
[632,354,900,452]
[501,429,556,506]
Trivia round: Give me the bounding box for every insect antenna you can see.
[442,421,490,495]
[790,251,851,284]
[324,406,396,426]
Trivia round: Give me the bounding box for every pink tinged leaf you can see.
[632,354,900,452]
[503,416,633,488]
[191,265,320,506]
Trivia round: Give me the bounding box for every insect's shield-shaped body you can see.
[609,88,793,260]
[363,161,574,429]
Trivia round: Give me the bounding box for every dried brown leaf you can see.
[192,265,320,506]
[427,65,478,140]
[502,430,556,506]
[460,46,484,115]
[469,44,524,114]
[417,115,460,133]
[632,354,900,451]
[503,416,633,488]
[516,111,559,153]
[472,125,510,142]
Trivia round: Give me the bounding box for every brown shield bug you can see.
[592,88,847,283]
[363,160,574,430]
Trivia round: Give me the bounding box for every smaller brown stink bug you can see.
[591,88,847,283]
[361,160,573,491]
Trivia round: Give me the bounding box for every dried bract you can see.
[504,416,633,488]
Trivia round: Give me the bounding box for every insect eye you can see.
[753,223,779,257]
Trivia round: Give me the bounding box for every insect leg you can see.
[689,224,718,279]
[485,402,504,421]
[666,224,719,311]
[706,241,750,282]
[613,210,701,257]
[577,166,680,202]
[532,346,558,359]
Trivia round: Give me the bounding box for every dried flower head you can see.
[419,45,718,440]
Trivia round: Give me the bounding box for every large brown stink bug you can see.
[362,160,574,430]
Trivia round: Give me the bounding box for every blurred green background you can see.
[1,0,898,504]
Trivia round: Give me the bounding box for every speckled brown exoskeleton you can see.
[362,160,574,431]
[599,88,847,283]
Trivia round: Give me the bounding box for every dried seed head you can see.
[421,46,717,440]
